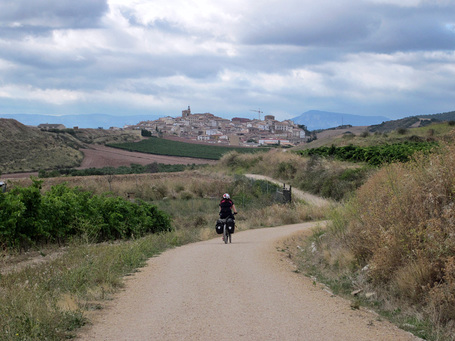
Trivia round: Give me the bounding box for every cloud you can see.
[0,0,454,120]
[0,0,108,29]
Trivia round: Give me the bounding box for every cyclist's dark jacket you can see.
[219,198,235,219]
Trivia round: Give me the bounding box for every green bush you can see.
[0,182,171,250]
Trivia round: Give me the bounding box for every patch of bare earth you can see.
[77,145,216,168]
[0,248,66,275]
[1,145,216,179]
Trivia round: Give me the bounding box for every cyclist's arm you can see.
[232,204,238,214]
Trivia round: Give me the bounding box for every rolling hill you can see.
[369,110,455,132]
[0,119,84,174]
[0,119,141,174]
[0,113,160,129]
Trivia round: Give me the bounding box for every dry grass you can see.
[239,202,329,230]
[218,149,371,201]
[5,170,231,200]
[286,141,455,339]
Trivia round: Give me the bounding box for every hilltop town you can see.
[126,107,307,147]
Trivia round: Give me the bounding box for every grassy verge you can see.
[281,229,436,340]
[0,229,206,340]
[281,142,455,341]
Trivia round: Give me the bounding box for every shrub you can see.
[331,143,455,330]
[0,182,171,250]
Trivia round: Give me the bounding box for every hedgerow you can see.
[38,162,204,178]
[0,180,171,250]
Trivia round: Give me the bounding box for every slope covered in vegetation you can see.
[0,119,84,173]
[294,140,455,340]
[0,119,142,174]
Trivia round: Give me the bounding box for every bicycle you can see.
[221,218,232,244]
[218,213,236,244]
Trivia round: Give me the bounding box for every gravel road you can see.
[77,222,418,341]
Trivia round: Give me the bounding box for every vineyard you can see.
[108,137,267,160]
[296,141,437,166]
[0,180,171,250]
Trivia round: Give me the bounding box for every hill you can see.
[0,119,84,174]
[0,119,142,174]
[291,110,390,130]
[0,113,160,129]
[292,121,455,154]
[369,110,455,132]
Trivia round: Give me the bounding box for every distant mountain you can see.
[0,113,161,129]
[291,110,390,130]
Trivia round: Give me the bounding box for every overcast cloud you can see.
[0,0,454,121]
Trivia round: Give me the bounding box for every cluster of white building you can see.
[126,107,306,147]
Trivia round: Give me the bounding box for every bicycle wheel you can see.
[228,230,232,243]
[223,225,228,244]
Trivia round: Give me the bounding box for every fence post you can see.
[282,184,292,203]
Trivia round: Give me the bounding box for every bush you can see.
[0,182,171,250]
[329,143,455,332]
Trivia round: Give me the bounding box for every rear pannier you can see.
[215,219,224,234]
[227,217,235,234]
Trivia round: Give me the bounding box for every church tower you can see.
[182,106,191,117]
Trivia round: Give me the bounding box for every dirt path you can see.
[244,173,332,207]
[77,223,418,341]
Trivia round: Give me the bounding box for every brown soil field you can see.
[77,145,216,168]
[1,145,216,179]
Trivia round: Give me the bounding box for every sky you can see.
[0,0,454,122]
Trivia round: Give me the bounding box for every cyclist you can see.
[219,193,237,219]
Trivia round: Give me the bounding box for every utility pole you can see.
[250,108,263,120]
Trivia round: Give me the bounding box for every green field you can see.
[108,137,268,160]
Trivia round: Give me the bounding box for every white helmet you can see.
[223,193,230,199]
